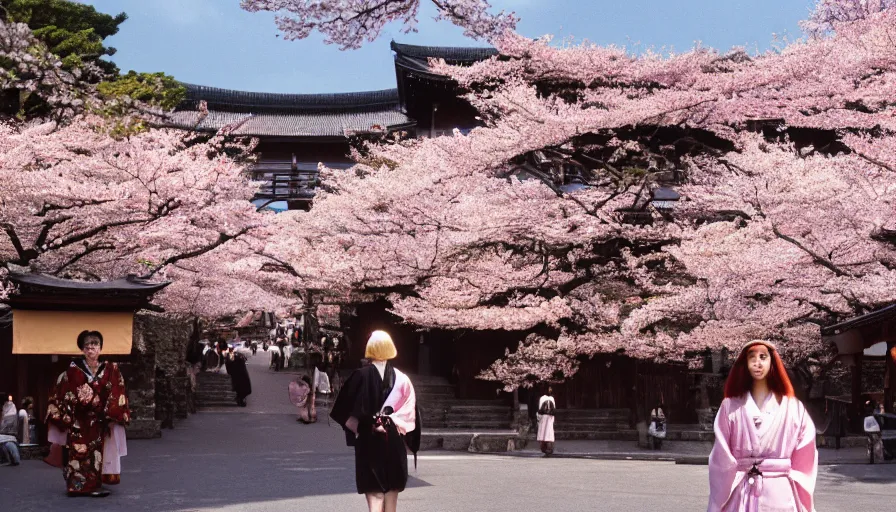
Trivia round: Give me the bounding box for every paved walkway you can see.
[513,438,880,464]
[2,354,894,511]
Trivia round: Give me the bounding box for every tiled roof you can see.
[390,41,498,63]
[166,84,414,138]
[166,109,413,138]
[8,271,170,293]
[179,83,403,114]
[391,41,497,80]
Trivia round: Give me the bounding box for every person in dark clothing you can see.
[224,349,252,407]
[330,331,420,512]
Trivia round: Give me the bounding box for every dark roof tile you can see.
[390,41,498,62]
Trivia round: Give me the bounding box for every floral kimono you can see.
[46,359,130,494]
[708,394,817,512]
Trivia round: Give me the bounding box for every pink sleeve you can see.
[789,402,817,512]
[707,399,738,512]
[388,379,417,435]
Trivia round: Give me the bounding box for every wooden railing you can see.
[247,161,352,201]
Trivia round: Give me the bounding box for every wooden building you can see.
[0,271,169,442]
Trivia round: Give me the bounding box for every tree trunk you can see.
[303,290,320,347]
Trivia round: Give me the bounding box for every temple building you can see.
[163,42,837,447]
[166,42,497,212]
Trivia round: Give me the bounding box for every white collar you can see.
[745,392,778,417]
[373,360,387,379]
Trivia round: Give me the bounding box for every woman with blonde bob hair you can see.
[331,331,420,512]
[707,339,817,512]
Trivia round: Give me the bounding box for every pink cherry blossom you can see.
[240,0,517,50]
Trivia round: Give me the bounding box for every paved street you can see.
[3,354,895,511]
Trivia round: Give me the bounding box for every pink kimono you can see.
[708,394,817,512]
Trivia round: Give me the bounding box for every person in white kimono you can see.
[707,339,817,512]
[537,386,556,456]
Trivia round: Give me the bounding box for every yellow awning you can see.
[12,310,134,355]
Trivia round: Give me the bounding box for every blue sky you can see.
[81,0,816,94]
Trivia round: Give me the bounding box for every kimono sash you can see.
[734,458,792,497]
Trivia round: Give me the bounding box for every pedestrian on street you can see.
[707,339,817,512]
[647,402,667,450]
[224,348,252,407]
[330,331,421,512]
[537,386,556,456]
[45,331,130,497]
[289,375,316,423]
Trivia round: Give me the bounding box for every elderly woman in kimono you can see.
[330,331,420,512]
[46,330,130,498]
[707,339,817,512]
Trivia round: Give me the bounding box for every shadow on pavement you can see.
[2,354,433,512]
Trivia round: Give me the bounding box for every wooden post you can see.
[512,388,520,425]
[851,352,864,426]
[303,290,319,347]
[886,342,896,413]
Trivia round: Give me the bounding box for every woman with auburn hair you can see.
[707,340,817,512]
[330,331,421,512]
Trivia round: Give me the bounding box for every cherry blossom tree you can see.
[802,0,896,36]
[240,4,896,389]
[0,115,295,318]
[239,0,517,49]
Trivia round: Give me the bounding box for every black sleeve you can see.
[330,369,365,446]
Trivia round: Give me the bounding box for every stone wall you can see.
[123,312,195,439]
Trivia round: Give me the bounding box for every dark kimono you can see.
[46,359,130,494]
[330,363,420,494]
[224,353,252,402]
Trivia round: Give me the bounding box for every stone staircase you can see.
[412,375,517,451]
[196,371,237,408]
[550,408,637,441]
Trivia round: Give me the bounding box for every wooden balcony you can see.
[247,160,353,207]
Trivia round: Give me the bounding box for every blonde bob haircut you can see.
[365,330,397,361]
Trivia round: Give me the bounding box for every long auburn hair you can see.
[723,342,795,399]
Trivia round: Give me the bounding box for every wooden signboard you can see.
[12,310,134,355]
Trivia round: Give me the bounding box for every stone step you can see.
[439,413,510,420]
[447,404,510,414]
[197,390,236,396]
[406,375,453,386]
[196,373,232,381]
[444,421,512,429]
[197,400,239,407]
[415,384,457,395]
[554,419,629,427]
[421,429,522,452]
[552,409,629,418]
[419,399,507,407]
[197,393,236,401]
[552,430,639,441]
[196,386,234,392]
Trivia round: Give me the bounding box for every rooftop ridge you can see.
[390,41,498,62]
[178,83,401,113]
